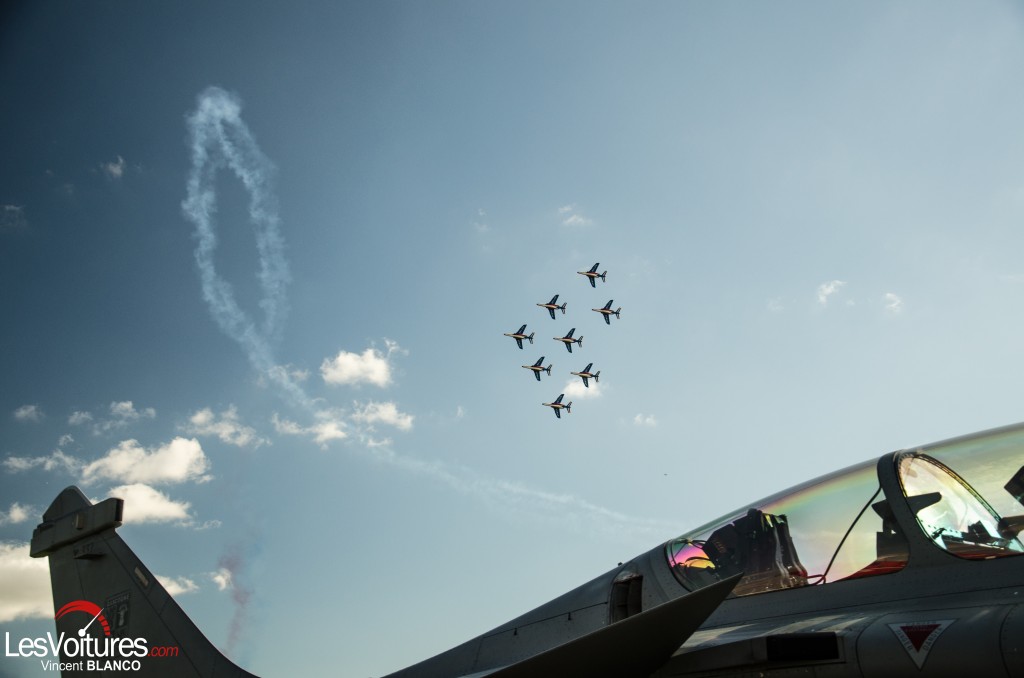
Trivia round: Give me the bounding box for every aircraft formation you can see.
[503,263,621,419]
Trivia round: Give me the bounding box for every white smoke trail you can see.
[182,86,306,406]
[180,86,672,543]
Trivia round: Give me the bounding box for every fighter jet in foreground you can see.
[578,262,607,288]
[523,356,553,381]
[592,300,621,325]
[554,327,583,353]
[537,294,567,319]
[503,324,534,349]
[571,362,600,387]
[542,393,572,418]
[28,422,1024,677]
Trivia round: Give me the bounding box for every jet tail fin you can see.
[615,308,621,318]
[594,371,600,382]
[528,332,534,344]
[30,486,257,678]
[600,271,607,282]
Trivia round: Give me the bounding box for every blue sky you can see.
[3,2,1024,676]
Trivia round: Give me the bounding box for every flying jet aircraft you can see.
[554,327,583,353]
[578,262,607,288]
[503,324,534,349]
[542,393,572,418]
[592,300,621,325]
[571,362,600,387]
[28,422,1024,677]
[522,356,553,381]
[537,294,567,319]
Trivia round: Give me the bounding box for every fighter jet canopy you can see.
[665,424,1024,599]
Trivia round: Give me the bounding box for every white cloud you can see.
[0,503,32,525]
[0,542,52,622]
[473,208,490,234]
[68,411,93,426]
[1,204,29,233]
[558,204,592,227]
[766,298,785,313]
[455,405,466,419]
[816,280,847,306]
[321,341,404,387]
[72,401,157,434]
[101,155,126,179]
[634,414,657,427]
[81,437,211,486]
[211,567,232,591]
[185,406,266,448]
[563,379,603,400]
[13,405,43,423]
[110,400,156,422]
[883,292,904,314]
[157,575,199,597]
[265,364,309,385]
[352,401,414,431]
[107,484,192,524]
[4,448,81,475]
[272,411,348,448]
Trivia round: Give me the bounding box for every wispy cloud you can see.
[0,204,28,234]
[351,401,414,431]
[4,448,81,475]
[68,400,156,434]
[100,155,126,179]
[185,406,267,448]
[883,292,904,314]
[272,411,348,448]
[12,404,43,423]
[633,414,657,427]
[473,208,490,234]
[558,204,592,227]
[816,280,847,306]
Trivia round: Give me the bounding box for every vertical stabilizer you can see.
[30,486,257,678]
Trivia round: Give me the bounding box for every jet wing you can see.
[554,394,564,404]
[534,371,541,381]
[515,338,524,349]
[517,324,527,334]
[584,363,593,372]
[457,574,740,678]
[589,277,596,288]
[603,300,613,309]
[548,308,556,319]
[603,314,610,325]
[581,376,589,387]
[589,263,600,273]
[554,408,561,418]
